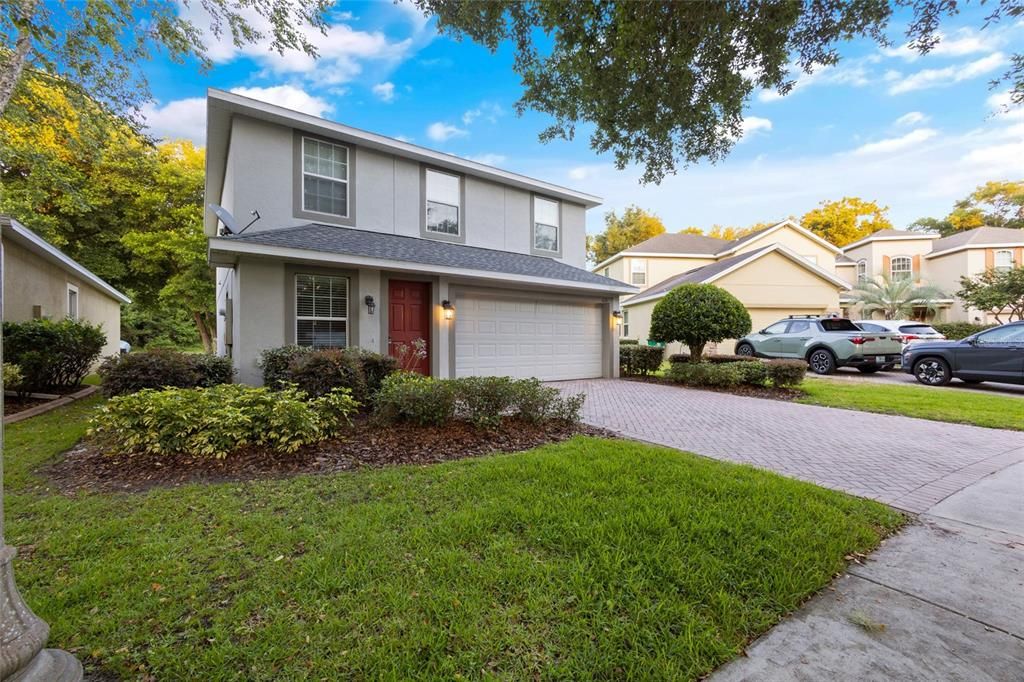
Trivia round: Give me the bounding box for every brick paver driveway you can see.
[556,379,1024,513]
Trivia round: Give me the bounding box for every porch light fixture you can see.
[612,309,623,319]
[442,300,455,321]
[364,295,376,315]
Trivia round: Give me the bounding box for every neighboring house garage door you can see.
[454,294,604,380]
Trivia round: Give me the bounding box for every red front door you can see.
[388,280,431,375]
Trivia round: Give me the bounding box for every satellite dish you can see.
[209,204,240,235]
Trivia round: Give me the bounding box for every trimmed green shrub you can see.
[765,360,807,387]
[374,372,457,426]
[287,349,368,402]
[931,322,996,340]
[620,344,664,377]
[98,350,234,397]
[258,345,313,388]
[89,384,357,459]
[666,362,743,387]
[3,318,105,392]
[259,346,398,397]
[374,373,585,427]
[735,361,769,386]
[619,339,639,346]
[669,353,748,364]
[2,363,24,391]
[650,284,752,361]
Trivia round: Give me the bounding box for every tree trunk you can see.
[193,310,213,353]
[689,343,706,363]
[0,0,37,118]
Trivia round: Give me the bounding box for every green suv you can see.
[735,316,904,375]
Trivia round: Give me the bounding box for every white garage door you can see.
[455,294,605,380]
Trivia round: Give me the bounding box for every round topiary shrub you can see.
[649,283,751,362]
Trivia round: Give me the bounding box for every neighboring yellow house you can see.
[839,226,1024,323]
[1,216,129,358]
[597,221,851,355]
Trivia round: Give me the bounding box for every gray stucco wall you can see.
[220,114,589,267]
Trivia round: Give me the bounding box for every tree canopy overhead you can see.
[415,0,1022,184]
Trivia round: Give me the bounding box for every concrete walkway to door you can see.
[554,379,1024,513]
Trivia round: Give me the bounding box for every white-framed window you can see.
[533,196,560,252]
[890,256,913,281]
[630,259,647,286]
[425,169,461,236]
[856,259,868,284]
[302,137,349,217]
[66,283,79,321]
[295,273,348,348]
[994,249,1014,274]
[622,309,629,337]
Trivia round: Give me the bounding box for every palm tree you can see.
[851,273,945,320]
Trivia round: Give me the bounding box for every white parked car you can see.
[854,320,945,347]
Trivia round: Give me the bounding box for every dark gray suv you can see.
[902,321,1024,386]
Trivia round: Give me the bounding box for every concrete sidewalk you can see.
[712,461,1024,682]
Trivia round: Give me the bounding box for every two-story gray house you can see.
[205,90,634,384]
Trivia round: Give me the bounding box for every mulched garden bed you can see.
[4,396,52,416]
[625,376,805,401]
[43,417,615,495]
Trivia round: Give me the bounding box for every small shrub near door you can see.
[258,345,313,388]
[98,351,234,397]
[374,373,585,427]
[3,318,106,393]
[287,349,368,402]
[258,346,399,397]
[89,384,358,459]
[619,344,665,376]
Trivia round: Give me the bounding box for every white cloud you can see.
[884,28,996,61]
[177,1,426,87]
[758,59,874,102]
[738,116,772,142]
[462,102,504,126]
[568,165,606,181]
[426,122,467,142]
[987,90,1024,121]
[852,128,938,156]
[887,52,1007,95]
[143,85,331,143]
[372,82,396,102]
[894,111,929,127]
[464,153,507,166]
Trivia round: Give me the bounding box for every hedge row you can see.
[374,373,584,428]
[3,318,105,393]
[930,322,997,340]
[619,345,664,377]
[666,360,806,388]
[99,351,234,397]
[259,346,399,402]
[668,353,750,365]
[90,384,358,459]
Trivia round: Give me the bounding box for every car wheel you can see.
[857,366,882,374]
[808,349,836,375]
[913,357,952,386]
[735,343,755,357]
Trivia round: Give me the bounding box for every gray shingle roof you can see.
[222,223,632,290]
[930,226,1024,253]
[836,253,857,264]
[625,246,773,304]
[623,232,729,255]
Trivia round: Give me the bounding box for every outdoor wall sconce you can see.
[364,295,376,315]
[612,309,623,319]
[442,300,455,321]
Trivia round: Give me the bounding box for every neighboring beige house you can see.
[597,220,851,354]
[204,89,634,384]
[839,226,1024,323]
[1,216,129,358]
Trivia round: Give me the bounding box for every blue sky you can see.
[141,1,1024,234]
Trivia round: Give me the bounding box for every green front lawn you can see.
[798,380,1024,431]
[6,401,901,680]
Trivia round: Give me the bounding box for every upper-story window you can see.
[425,169,461,236]
[630,259,647,286]
[856,259,868,283]
[995,249,1014,274]
[533,196,560,253]
[890,256,912,281]
[302,137,349,217]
